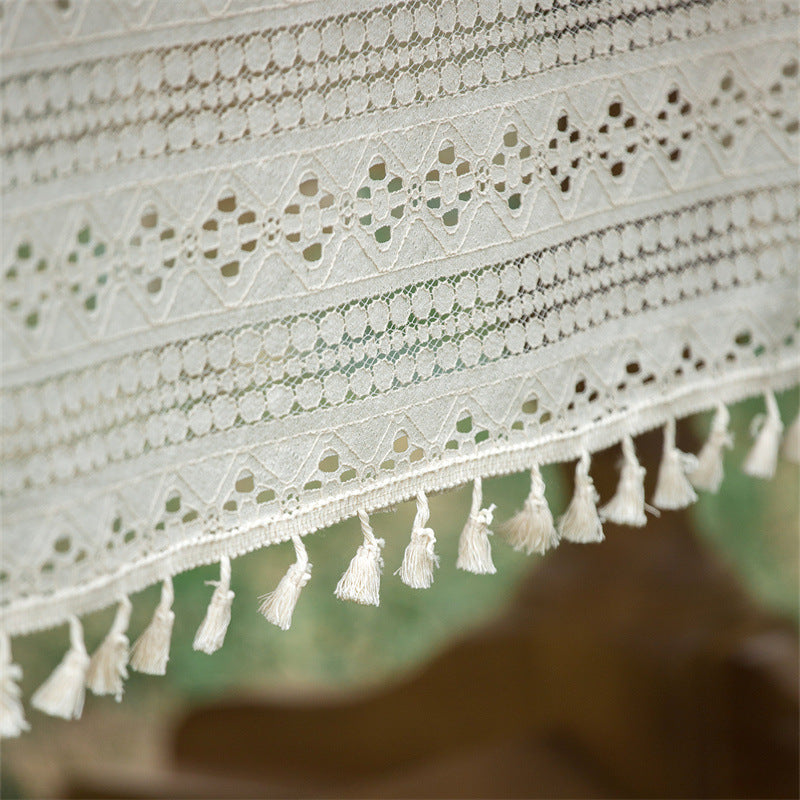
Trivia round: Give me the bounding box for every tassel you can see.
[690,404,733,492]
[259,538,311,630]
[87,596,131,701]
[335,511,385,606]
[783,412,800,464]
[457,477,497,574]
[396,491,440,588]
[558,452,604,543]
[743,392,784,479]
[1,634,29,737]
[500,464,559,554]
[653,418,698,509]
[600,435,647,527]
[194,557,235,652]
[130,579,175,676]
[31,616,89,720]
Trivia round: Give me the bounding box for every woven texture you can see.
[2,0,798,639]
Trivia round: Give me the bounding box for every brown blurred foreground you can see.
[65,430,799,800]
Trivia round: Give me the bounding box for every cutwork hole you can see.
[456,415,473,433]
[303,243,322,262]
[235,473,254,493]
[218,195,236,212]
[319,453,339,472]
[369,161,386,181]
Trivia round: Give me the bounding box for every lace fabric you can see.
[1,0,798,651]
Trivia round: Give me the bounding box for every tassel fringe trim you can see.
[600,436,647,527]
[335,510,385,606]
[558,452,604,543]
[690,404,733,493]
[743,392,784,480]
[396,491,440,588]
[259,539,311,630]
[653,418,698,510]
[7,391,797,733]
[194,557,235,652]
[31,616,89,720]
[130,579,175,676]
[1,635,29,737]
[87,597,132,701]
[457,477,497,574]
[500,464,559,554]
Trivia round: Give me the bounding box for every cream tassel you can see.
[743,392,784,479]
[87,597,131,701]
[194,557,235,652]
[1,634,29,737]
[653,418,698,510]
[783,411,800,464]
[500,464,559,554]
[130,579,175,675]
[690,404,733,493]
[456,477,497,574]
[600,435,647,527]
[397,491,440,588]
[335,511,385,606]
[558,452,604,543]
[259,538,311,630]
[31,616,89,720]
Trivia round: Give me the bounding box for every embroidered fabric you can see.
[1,0,798,642]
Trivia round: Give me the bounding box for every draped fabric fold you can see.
[1,0,798,673]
